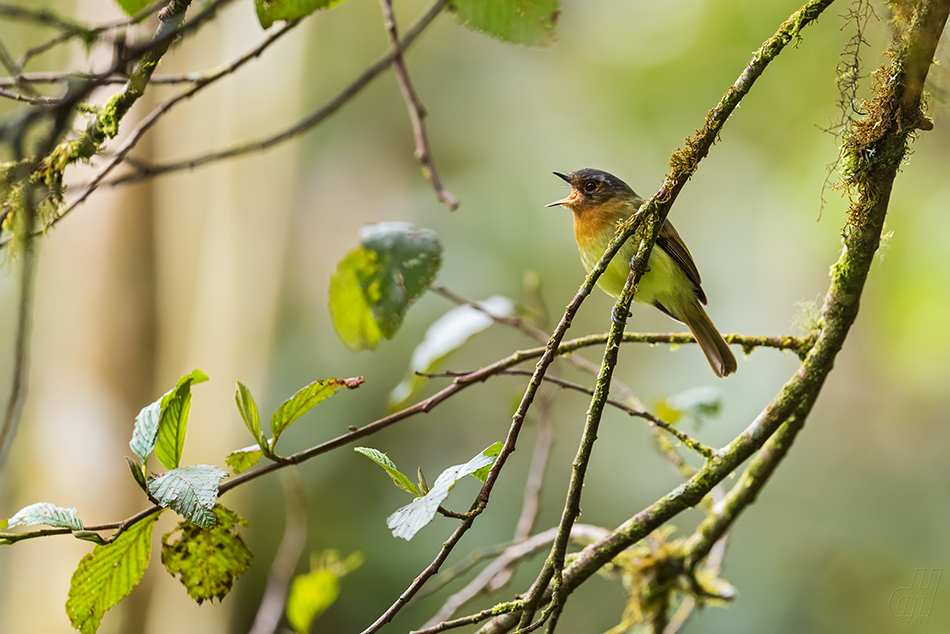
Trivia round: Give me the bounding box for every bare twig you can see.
[0,86,63,105]
[51,19,300,225]
[379,0,457,209]
[492,370,713,459]
[0,71,219,87]
[415,525,610,634]
[101,0,450,187]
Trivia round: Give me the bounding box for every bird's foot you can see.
[629,255,651,273]
[611,305,632,325]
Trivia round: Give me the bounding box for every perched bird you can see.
[547,168,737,377]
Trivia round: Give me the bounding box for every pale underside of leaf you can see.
[387,445,499,540]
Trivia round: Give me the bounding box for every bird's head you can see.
[545,168,637,214]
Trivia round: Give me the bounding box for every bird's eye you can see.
[584,181,597,193]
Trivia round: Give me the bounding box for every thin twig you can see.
[100,0,450,188]
[51,19,300,225]
[0,327,797,544]
[0,71,208,87]
[0,86,63,105]
[492,370,713,459]
[414,525,610,634]
[379,0,457,209]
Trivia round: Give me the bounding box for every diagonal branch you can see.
[379,0,458,209]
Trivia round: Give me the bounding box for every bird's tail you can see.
[682,301,737,378]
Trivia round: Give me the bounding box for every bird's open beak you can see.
[547,172,575,207]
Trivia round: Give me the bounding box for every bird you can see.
[546,168,737,377]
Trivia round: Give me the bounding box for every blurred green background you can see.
[1,0,949,632]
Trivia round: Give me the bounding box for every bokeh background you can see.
[1,0,949,632]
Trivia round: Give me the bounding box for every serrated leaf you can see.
[235,382,264,446]
[154,370,209,470]
[129,399,161,465]
[389,296,514,410]
[286,550,362,634]
[271,377,364,440]
[114,0,152,17]
[66,515,156,634]
[225,444,264,474]
[449,0,560,46]
[148,466,228,528]
[386,444,500,540]
[254,0,347,29]
[4,502,84,530]
[161,505,252,604]
[354,447,419,496]
[329,223,442,352]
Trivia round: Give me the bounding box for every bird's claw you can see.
[628,255,651,273]
[611,306,631,325]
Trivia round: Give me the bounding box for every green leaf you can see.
[254,0,347,29]
[148,466,228,528]
[286,550,362,634]
[66,515,157,634]
[386,443,500,540]
[272,377,364,440]
[114,0,152,17]
[449,0,560,46]
[161,505,252,604]
[126,457,148,493]
[4,502,84,530]
[225,444,264,473]
[654,386,723,429]
[154,370,209,470]
[389,296,513,410]
[329,223,442,352]
[471,441,504,482]
[129,399,161,466]
[354,447,420,496]
[235,382,264,445]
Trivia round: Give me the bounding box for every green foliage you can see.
[113,0,153,17]
[254,0,347,29]
[3,502,83,531]
[449,0,560,46]
[66,515,157,634]
[354,447,420,496]
[389,296,514,410]
[130,369,208,469]
[154,370,209,470]
[235,381,265,448]
[147,465,228,528]
[161,505,252,604]
[225,444,264,473]
[471,441,503,482]
[286,550,363,634]
[329,223,442,352]
[653,387,723,429]
[271,377,363,440]
[386,443,500,540]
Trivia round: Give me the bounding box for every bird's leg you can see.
[630,254,651,274]
[611,305,631,325]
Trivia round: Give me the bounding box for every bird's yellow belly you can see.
[579,236,693,320]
